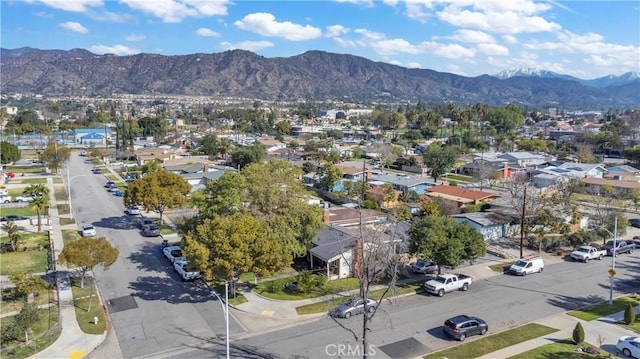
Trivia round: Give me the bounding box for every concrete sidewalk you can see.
[27,176,107,359]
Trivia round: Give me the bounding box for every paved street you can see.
[64,155,244,359]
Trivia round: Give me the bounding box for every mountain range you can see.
[494,68,640,88]
[1,47,638,109]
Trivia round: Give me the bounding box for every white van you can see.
[509,256,544,276]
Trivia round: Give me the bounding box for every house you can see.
[365,185,402,209]
[426,184,497,206]
[322,205,387,227]
[531,163,607,188]
[498,152,548,166]
[452,212,512,241]
[370,172,435,195]
[258,139,287,153]
[581,177,640,196]
[135,147,175,166]
[604,165,640,181]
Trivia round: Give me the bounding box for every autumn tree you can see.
[40,142,71,173]
[408,215,486,273]
[57,237,118,288]
[124,171,190,224]
[1,220,24,252]
[422,143,457,182]
[23,184,49,232]
[184,159,324,281]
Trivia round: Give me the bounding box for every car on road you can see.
[443,315,488,341]
[411,260,438,274]
[163,246,186,264]
[424,273,472,297]
[80,150,87,156]
[5,172,15,178]
[1,215,29,222]
[92,167,102,174]
[139,218,155,229]
[509,255,544,276]
[570,245,606,262]
[330,297,377,318]
[114,189,123,197]
[617,336,640,358]
[105,181,116,188]
[630,218,640,228]
[144,224,161,237]
[125,206,141,215]
[81,224,97,237]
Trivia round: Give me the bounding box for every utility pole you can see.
[519,186,527,258]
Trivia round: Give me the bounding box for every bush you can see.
[625,303,636,325]
[572,322,585,345]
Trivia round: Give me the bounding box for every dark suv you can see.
[443,315,488,341]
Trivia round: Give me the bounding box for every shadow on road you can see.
[546,294,607,311]
[170,326,293,359]
[426,326,449,341]
[128,275,213,304]
[92,215,139,230]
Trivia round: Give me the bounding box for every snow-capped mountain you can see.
[493,68,640,88]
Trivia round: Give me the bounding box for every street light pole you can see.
[610,216,617,304]
[67,168,72,220]
[209,281,230,359]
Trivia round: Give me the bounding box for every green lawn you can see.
[255,276,360,300]
[57,203,70,215]
[568,295,640,321]
[54,186,68,202]
[17,178,47,185]
[1,206,38,217]
[159,226,174,236]
[0,306,61,359]
[5,166,46,174]
[59,218,76,226]
[295,283,422,315]
[210,283,247,306]
[0,232,49,251]
[1,288,54,315]
[0,250,49,275]
[61,229,81,243]
[70,277,106,334]
[446,174,476,183]
[423,323,558,359]
[52,178,62,184]
[508,339,616,359]
[489,261,515,273]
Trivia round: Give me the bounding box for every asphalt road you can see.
[226,253,638,359]
[67,155,244,359]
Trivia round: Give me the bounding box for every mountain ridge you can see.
[1,47,637,108]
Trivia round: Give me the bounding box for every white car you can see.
[617,336,640,358]
[81,224,97,237]
[14,195,34,203]
[80,150,87,156]
[125,206,141,215]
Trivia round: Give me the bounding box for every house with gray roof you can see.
[370,172,436,195]
[452,212,512,241]
[498,152,549,166]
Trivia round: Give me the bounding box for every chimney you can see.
[323,209,331,224]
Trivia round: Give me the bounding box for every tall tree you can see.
[8,272,46,303]
[0,141,20,164]
[422,143,457,182]
[40,142,71,173]
[1,220,24,252]
[57,237,119,288]
[124,171,190,224]
[22,184,49,232]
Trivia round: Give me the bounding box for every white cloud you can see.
[371,38,424,55]
[35,11,53,18]
[234,13,322,41]
[125,33,146,41]
[404,0,435,23]
[405,62,422,69]
[428,42,476,59]
[502,34,518,44]
[333,37,357,48]
[325,25,350,38]
[28,0,103,12]
[119,0,229,23]
[89,44,140,55]
[448,29,495,44]
[446,63,467,76]
[220,40,274,52]
[477,43,509,56]
[59,22,88,34]
[195,28,220,37]
[334,0,374,6]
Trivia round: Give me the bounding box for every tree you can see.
[124,171,190,224]
[624,303,636,325]
[198,134,220,157]
[572,322,585,345]
[23,184,49,232]
[1,220,24,252]
[320,162,342,191]
[230,143,266,169]
[0,141,20,164]
[14,302,40,344]
[57,237,118,288]
[8,273,46,303]
[302,161,316,174]
[485,104,525,133]
[408,216,486,273]
[40,142,71,173]
[422,143,457,182]
[141,160,161,175]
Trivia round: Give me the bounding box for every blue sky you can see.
[2,0,639,79]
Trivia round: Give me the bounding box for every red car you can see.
[5,172,15,178]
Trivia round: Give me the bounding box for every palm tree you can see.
[2,220,23,252]
[23,184,49,232]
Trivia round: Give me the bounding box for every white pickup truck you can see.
[570,245,607,262]
[424,273,472,297]
[174,261,201,281]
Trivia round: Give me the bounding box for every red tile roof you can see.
[427,184,496,201]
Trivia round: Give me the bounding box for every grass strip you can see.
[508,339,611,359]
[423,323,558,359]
[568,295,640,321]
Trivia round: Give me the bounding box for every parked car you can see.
[174,261,202,281]
[509,255,544,276]
[144,224,161,237]
[630,218,640,228]
[114,189,123,197]
[0,195,12,204]
[163,246,186,264]
[14,195,34,203]
[105,181,116,188]
[80,150,87,156]
[5,172,15,178]
[617,336,640,358]
[330,297,377,318]
[125,206,141,215]
[139,218,155,229]
[570,245,607,262]
[92,167,102,174]
[443,315,488,341]
[602,240,635,256]
[1,215,29,222]
[81,224,97,237]
[411,260,438,274]
[424,273,472,297]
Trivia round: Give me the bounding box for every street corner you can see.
[68,350,86,359]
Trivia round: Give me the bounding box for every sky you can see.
[1,0,639,80]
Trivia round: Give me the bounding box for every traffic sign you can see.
[608,268,616,277]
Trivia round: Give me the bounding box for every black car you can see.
[630,218,640,228]
[1,215,29,221]
[443,315,488,341]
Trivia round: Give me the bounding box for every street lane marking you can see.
[261,310,274,316]
[69,350,85,359]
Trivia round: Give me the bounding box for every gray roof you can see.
[165,163,204,173]
[310,227,357,262]
[452,212,509,227]
[606,165,639,173]
[557,163,606,172]
[371,172,435,188]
